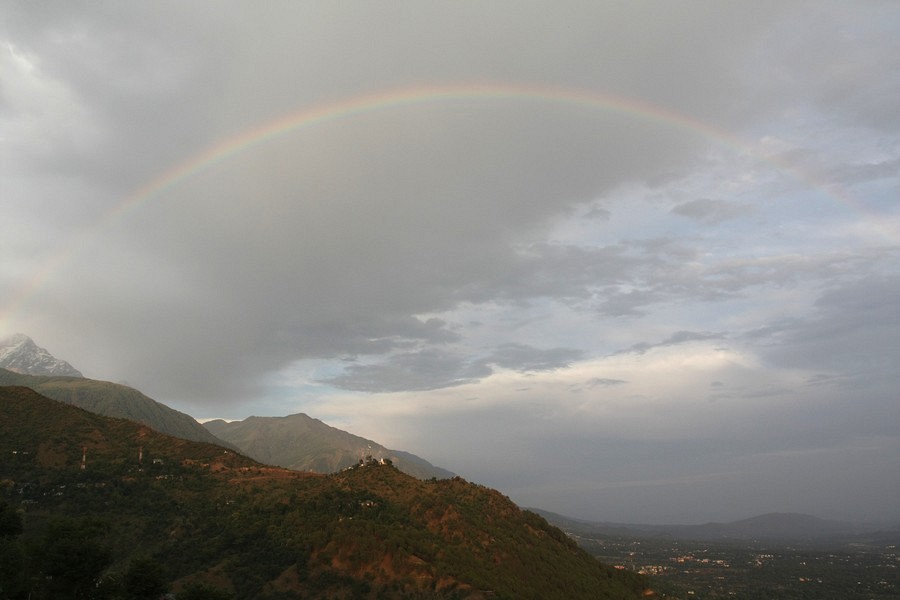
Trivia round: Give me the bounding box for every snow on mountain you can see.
[0,334,83,377]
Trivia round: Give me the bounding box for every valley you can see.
[577,533,899,599]
[534,510,900,599]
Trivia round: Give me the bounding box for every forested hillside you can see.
[0,386,650,599]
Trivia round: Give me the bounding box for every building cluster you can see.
[343,455,394,471]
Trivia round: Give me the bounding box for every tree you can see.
[0,502,23,539]
[38,518,112,600]
[0,502,26,599]
[177,582,233,600]
[0,503,26,599]
[123,557,167,600]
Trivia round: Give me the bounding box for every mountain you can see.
[534,508,886,543]
[0,368,232,449]
[1,335,447,480]
[205,413,455,480]
[0,385,651,599]
[694,512,866,540]
[0,333,83,377]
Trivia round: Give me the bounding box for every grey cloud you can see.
[318,349,492,393]
[665,330,727,345]
[729,275,900,448]
[670,199,753,224]
[1,3,815,406]
[760,274,900,377]
[492,243,641,303]
[583,205,612,221]
[706,382,798,403]
[53,207,885,404]
[272,317,460,358]
[587,242,874,318]
[748,3,900,131]
[825,157,900,186]
[618,330,727,356]
[742,318,804,341]
[586,378,628,388]
[319,342,582,393]
[486,343,583,372]
[2,1,788,191]
[594,288,664,317]
[688,251,886,299]
[1,3,233,192]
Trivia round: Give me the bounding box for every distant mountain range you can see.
[0,333,83,377]
[204,414,454,480]
[534,509,899,545]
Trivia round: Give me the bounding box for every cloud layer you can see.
[2,2,899,524]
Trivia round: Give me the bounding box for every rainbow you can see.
[0,82,885,328]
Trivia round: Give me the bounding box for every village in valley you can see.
[572,532,899,599]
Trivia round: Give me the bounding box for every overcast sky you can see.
[2,1,899,525]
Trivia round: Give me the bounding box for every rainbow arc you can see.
[1,83,884,329]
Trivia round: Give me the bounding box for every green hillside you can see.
[0,368,231,448]
[205,413,454,479]
[0,386,651,599]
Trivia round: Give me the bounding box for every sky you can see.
[2,1,899,525]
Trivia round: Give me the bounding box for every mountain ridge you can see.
[204,412,454,480]
[533,508,896,544]
[0,368,233,449]
[0,333,83,377]
[0,385,651,599]
[0,335,453,480]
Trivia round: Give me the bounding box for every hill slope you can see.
[0,368,231,448]
[205,413,453,480]
[0,386,650,599]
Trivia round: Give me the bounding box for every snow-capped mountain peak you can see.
[0,334,83,377]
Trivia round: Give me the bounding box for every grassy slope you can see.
[205,414,454,479]
[0,368,230,447]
